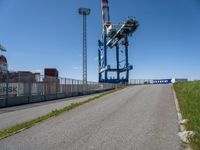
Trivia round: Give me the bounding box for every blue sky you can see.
[0,0,200,81]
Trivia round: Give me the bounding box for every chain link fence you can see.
[0,72,123,108]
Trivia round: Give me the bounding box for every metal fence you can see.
[129,79,175,85]
[0,72,122,108]
[129,79,154,85]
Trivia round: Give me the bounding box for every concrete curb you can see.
[172,85,193,150]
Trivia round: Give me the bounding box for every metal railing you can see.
[129,79,176,85]
[129,79,154,85]
[0,72,122,108]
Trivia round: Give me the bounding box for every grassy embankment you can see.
[0,87,124,139]
[174,81,200,150]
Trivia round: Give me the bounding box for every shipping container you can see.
[44,68,58,77]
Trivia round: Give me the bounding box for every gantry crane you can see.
[98,0,138,83]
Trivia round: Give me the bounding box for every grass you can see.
[174,81,200,150]
[0,88,124,139]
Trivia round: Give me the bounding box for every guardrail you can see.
[0,73,122,108]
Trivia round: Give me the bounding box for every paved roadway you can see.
[0,93,103,130]
[0,85,181,150]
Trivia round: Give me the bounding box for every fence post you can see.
[5,71,9,106]
[82,80,84,95]
[56,77,58,99]
[28,73,32,103]
[71,79,74,96]
[65,78,67,97]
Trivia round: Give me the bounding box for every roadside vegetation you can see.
[174,81,200,150]
[0,87,124,139]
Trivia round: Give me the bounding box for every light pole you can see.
[78,8,91,84]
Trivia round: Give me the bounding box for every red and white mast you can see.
[101,0,111,32]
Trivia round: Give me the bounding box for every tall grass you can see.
[174,81,200,150]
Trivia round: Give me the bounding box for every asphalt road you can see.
[0,85,181,150]
[0,93,104,130]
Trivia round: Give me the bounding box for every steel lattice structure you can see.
[98,0,138,84]
[79,8,91,84]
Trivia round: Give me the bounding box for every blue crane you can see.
[98,0,139,83]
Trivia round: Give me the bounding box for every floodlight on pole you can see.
[79,8,91,84]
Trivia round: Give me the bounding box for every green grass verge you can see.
[0,88,124,139]
[174,81,200,150]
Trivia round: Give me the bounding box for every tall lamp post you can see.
[78,8,91,84]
